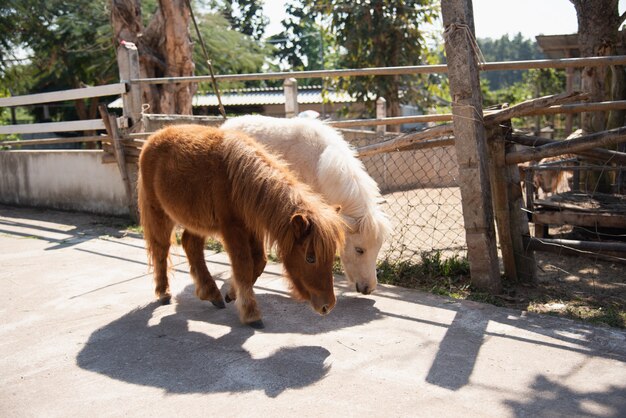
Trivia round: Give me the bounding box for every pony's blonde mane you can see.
[221,131,345,262]
[313,122,392,240]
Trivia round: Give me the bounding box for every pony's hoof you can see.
[211,299,226,309]
[159,294,172,305]
[247,319,265,329]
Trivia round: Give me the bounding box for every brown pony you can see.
[138,124,345,328]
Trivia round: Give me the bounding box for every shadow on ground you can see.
[77,285,383,397]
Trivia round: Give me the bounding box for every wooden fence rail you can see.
[128,55,626,85]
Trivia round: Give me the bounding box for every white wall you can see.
[0,150,131,217]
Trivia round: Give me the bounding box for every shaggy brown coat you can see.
[138,124,345,327]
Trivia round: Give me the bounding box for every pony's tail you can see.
[137,174,176,271]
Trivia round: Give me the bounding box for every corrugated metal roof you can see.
[108,86,355,108]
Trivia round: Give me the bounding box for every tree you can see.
[570,0,626,192]
[570,0,626,132]
[308,0,439,125]
[219,0,268,41]
[269,1,326,72]
[111,0,195,115]
[0,0,117,123]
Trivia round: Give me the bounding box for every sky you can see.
[263,0,626,40]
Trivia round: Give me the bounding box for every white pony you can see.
[222,115,392,294]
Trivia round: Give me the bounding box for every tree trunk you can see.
[571,0,624,192]
[571,0,621,133]
[110,0,195,115]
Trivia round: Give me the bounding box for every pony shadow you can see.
[76,285,382,397]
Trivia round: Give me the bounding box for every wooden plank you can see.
[487,120,537,283]
[128,55,626,85]
[485,91,588,125]
[0,83,126,107]
[99,105,136,221]
[510,133,626,165]
[506,126,626,164]
[357,124,454,157]
[442,0,501,293]
[487,123,518,281]
[0,119,105,135]
[525,235,626,262]
[0,135,106,147]
[533,211,626,229]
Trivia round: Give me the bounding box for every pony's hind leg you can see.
[225,232,267,304]
[221,224,263,328]
[181,230,225,308]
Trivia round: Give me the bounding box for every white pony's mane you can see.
[313,121,392,240]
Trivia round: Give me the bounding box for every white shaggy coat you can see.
[222,115,391,294]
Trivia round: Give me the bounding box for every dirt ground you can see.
[380,187,626,328]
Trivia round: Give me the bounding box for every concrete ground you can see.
[1,204,625,418]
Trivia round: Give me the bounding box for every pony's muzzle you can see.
[356,282,375,295]
[311,294,336,315]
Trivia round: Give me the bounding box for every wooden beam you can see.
[532,210,626,229]
[99,105,136,222]
[510,133,626,165]
[484,91,588,125]
[0,83,126,107]
[128,55,626,85]
[0,135,105,147]
[357,124,454,157]
[0,119,105,135]
[507,126,626,164]
[486,118,536,283]
[442,0,501,293]
[525,236,626,262]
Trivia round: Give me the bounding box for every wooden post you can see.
[376,97,387,134]
[99,105,138,222]
[442,0,501,293]
[487,119,537,283]
[284,78,299,118]
[117,41,142,127]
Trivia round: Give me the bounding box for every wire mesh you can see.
[345,129,466,263]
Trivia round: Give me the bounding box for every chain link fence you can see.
[342,129,466,263]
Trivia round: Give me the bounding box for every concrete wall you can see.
[0,127,458,218]
[0,150,131,217]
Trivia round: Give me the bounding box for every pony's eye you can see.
[306,254,316,264]
[355,247,365,255]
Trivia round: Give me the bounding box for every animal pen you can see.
[1,1,626,295]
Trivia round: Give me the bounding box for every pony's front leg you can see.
[181,230,225,308]
[221,225,264,328]
[225,232,267,304]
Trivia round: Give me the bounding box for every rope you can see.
[443,22,487,125]
[442,22,486,70]
[185,0,227,120]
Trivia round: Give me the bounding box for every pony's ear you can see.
[291,213,312,242]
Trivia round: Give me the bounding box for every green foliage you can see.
[193,12,268,90]
[306,0,440,116]
[216,0,268,41]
